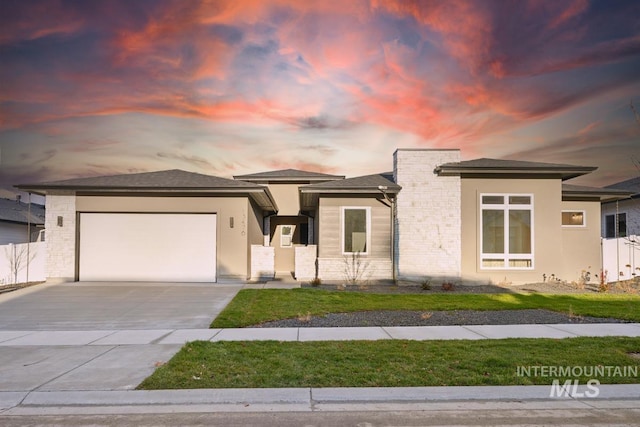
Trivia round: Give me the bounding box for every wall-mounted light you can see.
[229,217,234,228]
[57,216,63,227]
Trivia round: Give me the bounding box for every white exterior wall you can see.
[602,236,640,283]
[294,245,317,281]
[393,149,461,282]
[45,192,76,283]
[0,242,46,284]
[317,257,392,282]
[250,244,275,280]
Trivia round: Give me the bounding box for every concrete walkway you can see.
[2,323,640,345]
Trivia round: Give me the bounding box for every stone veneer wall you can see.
[317,258,392,282]
[393,149,461,282]
[294,245,317,281]
[250,244,275,280]
[45,191,76,283]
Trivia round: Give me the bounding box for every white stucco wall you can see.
[45,192,76,283]
[393,149,461,282]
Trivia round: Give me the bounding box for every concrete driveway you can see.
[0,282,242,392]
[0,282,240,330]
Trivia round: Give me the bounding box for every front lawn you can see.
[211,289,640,328]
[139,337,640,389]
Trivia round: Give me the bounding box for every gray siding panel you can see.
[318,197,391,259]
[319,206,340,257]
[0,222,29,245]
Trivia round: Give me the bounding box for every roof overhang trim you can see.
[436,166,596,181]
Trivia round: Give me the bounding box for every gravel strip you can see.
[254,309,629,328]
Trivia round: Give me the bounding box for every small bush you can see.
[421,279,431,290]
[309,277,322,287]
[441,282,455,291]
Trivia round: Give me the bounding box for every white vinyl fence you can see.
[602,236,640,283]
[0,242,46,285]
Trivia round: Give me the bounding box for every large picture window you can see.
[342,207,370,254]
[481,194,533,269]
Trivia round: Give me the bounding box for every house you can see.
[16,149,629,285]
[0,197,45,245]
[601,176,640,238]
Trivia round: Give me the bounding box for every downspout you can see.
[616,200,620,283]
[26,193,31,284]
[378,186,397,284]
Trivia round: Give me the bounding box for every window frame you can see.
[605,213,627,238]
[480,193,534,270]
[341,206,371,255]
[561,210,586,228]
[280,224,294,248]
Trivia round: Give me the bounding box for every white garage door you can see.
[79,213,216,282]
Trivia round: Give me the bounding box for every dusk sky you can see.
[1,0,639,199]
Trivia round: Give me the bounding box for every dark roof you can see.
[605,176,640,195]
[562,184,633,202]
[299,172,400,211]
[300,172,401,193]
[0,198,45,225]
[16,169,278,212]
[234,168,345,182]
[17,169,260,190]
[436,158,596,180]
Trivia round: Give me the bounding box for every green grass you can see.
[138,337,640,389]
[211,289,640,328]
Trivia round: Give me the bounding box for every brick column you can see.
[45,191,76,282]
[393,149,461,282]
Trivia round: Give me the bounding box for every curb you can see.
[2,385,639,415]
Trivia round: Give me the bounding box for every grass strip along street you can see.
[211,289,640,328]
[139,337,640,389]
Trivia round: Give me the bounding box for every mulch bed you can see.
[254,309,629,328]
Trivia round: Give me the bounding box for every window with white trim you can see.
[562,211,585,227]
[280,225,293,247]
[342,207,370,254]
[481,194,533,269]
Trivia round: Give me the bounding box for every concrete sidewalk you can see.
[1,385,639,415]
[2,323,640,345]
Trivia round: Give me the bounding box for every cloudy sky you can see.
[1,0,639,199]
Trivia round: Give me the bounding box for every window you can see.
[280,225,293,247]
[342,207,370,254]
[481,194,533,269]
[562,211,585,227]
[605,213,627,238]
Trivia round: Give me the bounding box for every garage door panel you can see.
[79,213,216,282]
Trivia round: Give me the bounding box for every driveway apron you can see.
[0,282,241,392]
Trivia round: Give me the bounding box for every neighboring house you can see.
[16,149,628,285]
[0,197,45,245]
[601,176,640,238]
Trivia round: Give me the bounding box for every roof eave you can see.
[436,167,596,180]
[299,187,401,194]
[15,185,280,211]
[235,176,345,183]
